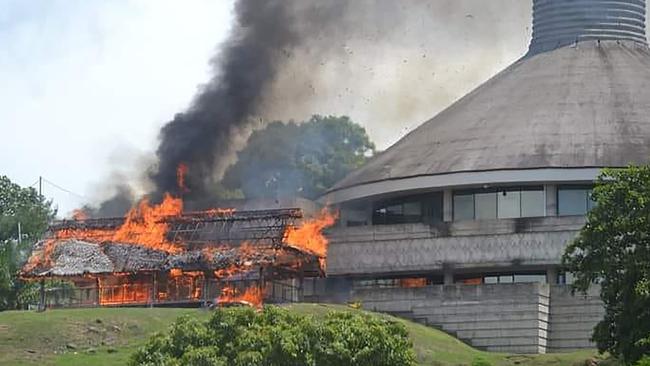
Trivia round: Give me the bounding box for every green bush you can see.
[130,306,416,366]
[637,355,650,366]
[471,357,493,366]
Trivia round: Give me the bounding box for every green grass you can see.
[0,307,210,366]
[0,304,619,366]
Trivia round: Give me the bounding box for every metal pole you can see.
[17,222,21,245]
[38,176,42,197]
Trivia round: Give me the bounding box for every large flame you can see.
[217,285,264,309]
[54,193,182,253]
[283,207,338,258]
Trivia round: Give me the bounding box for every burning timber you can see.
[21,206,333,308]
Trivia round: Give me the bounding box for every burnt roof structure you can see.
[21,208,321,279]
[324,0,650,203]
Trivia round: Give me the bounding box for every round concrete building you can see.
[318,0,650,354]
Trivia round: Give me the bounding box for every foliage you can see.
[563,166,650,364]
[471,357,493,366]
[637,356,650,366]
[130,306,416,366]
[222,115,375,199]
[0,175,55,310]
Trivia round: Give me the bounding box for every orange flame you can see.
[283,207,337,259]
[52,193,183,253]
[71,209,88,221]
[217,285,264,309]
[176,163,189,193]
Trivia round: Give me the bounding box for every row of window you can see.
[371,185,595,225]
[453,187,545,221]
[453,185,595,221]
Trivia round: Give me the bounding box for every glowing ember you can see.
[283,207,337,261]
[399,278,428,288]
[98,275,151,305]
[217,285,264,308]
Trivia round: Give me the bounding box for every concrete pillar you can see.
[443,264,454,285]
[545,184,557,217]
[546,266,558,285]
[443,189,453,222]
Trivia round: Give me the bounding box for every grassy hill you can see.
[0,304,617,366]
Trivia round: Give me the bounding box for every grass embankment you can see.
[0,304,617,366]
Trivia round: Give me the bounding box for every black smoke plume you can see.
[148,1,348,209]
[83,0,530,217]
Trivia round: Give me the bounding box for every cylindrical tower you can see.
[528,0,647,55]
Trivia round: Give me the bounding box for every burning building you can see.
[21,193,335,309]
[320,0,650,355]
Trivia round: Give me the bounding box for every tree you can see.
[222,115,375,199]
[562,166,650,364]
[130,306,416,366]
[0,176,55,310]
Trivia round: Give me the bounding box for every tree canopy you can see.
[222,115,375,200]
[563,166,650,364]
[0,176,55,310]
[130,306,415,366]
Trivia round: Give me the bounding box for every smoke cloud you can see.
[85,0,533,216]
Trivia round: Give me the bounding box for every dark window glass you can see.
[558,186,594,216]
[372,193,441,225]
[453,194,474,221]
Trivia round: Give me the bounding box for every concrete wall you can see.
[349,283,603,354]
[354,283,550,353]
[547,285,604,352]
[326,216,585,276]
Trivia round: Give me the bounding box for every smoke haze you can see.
[87,0,533,216]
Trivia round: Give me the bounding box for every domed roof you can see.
[331,41,650,193]
[328,0,650,198]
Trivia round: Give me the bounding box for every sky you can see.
[0,0,537,217]
[0,0,235,216]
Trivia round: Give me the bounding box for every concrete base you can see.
[349,283,602,354]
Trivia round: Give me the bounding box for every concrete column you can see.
[443,189,453,222]
[545,184,557,217]
[443,265,454,285]
[546,266,559,285]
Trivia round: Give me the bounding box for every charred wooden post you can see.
[38,279,45,312]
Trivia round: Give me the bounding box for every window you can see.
[521,189,545,217]
[453,186,545,221]
[453,194,474,221]
[372,192,442,225]
[558,186,594,216]
[498,189,520,219]
[475,192,497,220]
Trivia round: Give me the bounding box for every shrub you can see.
[471,357,493,366]
[637,355,650,366]
[130,306,416,366]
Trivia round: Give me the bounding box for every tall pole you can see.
[37,176,45,312]
[17,222,21,245]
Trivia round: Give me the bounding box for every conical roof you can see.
[328,0,650,198]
